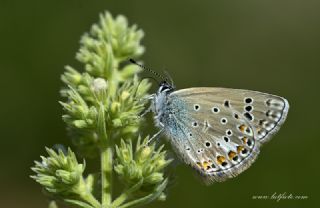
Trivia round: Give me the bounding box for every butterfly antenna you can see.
[129,59,168,82]
[163,70,175,88]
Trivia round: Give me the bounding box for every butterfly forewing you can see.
[172,87,289,143]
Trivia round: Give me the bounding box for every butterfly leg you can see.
[137,94,155,118]
[138,104,153,118]
[138,94,155,103]
[146,128,164,145]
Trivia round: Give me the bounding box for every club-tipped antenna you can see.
[129,58,168,82]
[163,70,175,88]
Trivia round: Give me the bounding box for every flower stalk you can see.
[31,11,172,208]
[101,145,113,206]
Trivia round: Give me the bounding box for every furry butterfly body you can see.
[152,82,289,184]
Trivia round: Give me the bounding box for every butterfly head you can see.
[158,80,174,94]
[129,59,175,94]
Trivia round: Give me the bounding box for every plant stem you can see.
[101,145,113,207]
[111,179,143,207]
[79,178,101,208]
[117,179,168,208]
[80,193,100,208]
[83,194,101,208]
[97,101,112,208]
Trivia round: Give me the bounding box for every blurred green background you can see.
[1,0,319,207]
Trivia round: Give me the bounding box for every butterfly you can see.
[130,59,289,184]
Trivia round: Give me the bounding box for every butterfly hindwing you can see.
[165,93,258,183]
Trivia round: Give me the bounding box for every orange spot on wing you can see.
[197,161,213,170]
[203,161,210,170]
[228,151,237,159]
[237,146,244,153]
[217,156,226,165]
[238,124,246,133]
[242,137,248,144]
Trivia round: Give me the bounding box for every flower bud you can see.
[92,78,108,92]
[31,148,84,196]
[158,192,167,201]
[121,91,130,101]
[73,120,87,128]
[141,146,151,158]
[111,102,120,113]
[115,137,171,192]
[62,66,82,85]
[112,118,122,127]
[136,146,152,164]
[144,172,163,184]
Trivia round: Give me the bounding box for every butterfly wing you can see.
[163,87,289,183]
[173,87,289,143]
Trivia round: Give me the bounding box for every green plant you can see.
[31,11,172,208]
